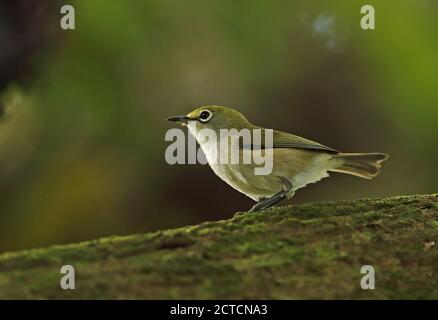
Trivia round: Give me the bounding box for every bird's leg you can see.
[248,179,294,213]
[249,190,287,212]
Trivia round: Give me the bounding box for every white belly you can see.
[189,124,333,201]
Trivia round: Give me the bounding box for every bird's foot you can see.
[247,189,290,213]
[233,211,246,218]
[248,202,266,212]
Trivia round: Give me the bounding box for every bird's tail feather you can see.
[330,152,389,179]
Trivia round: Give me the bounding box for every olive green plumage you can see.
[168,106,389,211]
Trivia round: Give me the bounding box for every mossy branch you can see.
[0,194,437,299]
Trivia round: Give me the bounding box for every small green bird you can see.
[168,106,388,212]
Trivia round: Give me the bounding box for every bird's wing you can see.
[271,130,338,153]
[241,129,338,153]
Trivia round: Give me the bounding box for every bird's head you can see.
[167,106,252,133]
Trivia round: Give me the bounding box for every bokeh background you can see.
[0,0,437,252]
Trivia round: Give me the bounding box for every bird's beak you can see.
[167,115,190,123]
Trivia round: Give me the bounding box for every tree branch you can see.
[0,194,436,299]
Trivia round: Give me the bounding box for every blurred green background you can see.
[0,0,437,252]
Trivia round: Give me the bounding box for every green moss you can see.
[0,193,437,299]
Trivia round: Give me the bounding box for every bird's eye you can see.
[199,110,212,123]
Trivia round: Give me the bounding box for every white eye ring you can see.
[199,110,213,123]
